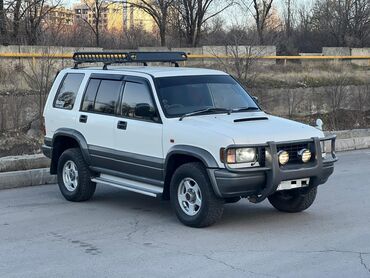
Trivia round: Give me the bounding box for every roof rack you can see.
[72,51,187,69]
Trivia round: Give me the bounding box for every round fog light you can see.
[278,150,289,165]
[299,149,312,163]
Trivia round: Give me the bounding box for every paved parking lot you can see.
[1,150,370,278]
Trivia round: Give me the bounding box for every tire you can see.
[268,187,317,213]
[57,148,96,202]
[170,162,224,228]
[225,197,241,204]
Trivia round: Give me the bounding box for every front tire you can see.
[170,162,224,228]
[57,148,96,202]
[268,187,317,213]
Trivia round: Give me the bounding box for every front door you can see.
[114,78,163,183]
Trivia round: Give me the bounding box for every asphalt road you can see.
[1,150,370,278]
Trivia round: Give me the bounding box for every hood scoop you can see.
[234,117,269,123]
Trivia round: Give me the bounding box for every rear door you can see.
[76,74,124,169]
[114,76,164,183]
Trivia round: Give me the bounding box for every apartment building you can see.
[72,0,155,32]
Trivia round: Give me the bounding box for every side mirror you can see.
[135,103,155,118]
[315,118,323,130]
[252,96,259,104]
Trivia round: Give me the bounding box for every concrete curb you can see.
[0,154,50,172]
[0,168,57,190]
[326,129,370,151]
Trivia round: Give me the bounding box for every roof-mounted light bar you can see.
[72,51,187,69]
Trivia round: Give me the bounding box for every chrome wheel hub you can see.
[62,160,79,192]
[178,178,202,216]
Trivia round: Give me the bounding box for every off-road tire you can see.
[170,162,224,228]
[57,148,96,202]
[268,187,317,213]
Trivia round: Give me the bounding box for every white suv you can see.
[42,52,337,227]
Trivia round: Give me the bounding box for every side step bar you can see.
[91,174,163,198]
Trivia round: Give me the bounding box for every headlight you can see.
[224,148,257,164]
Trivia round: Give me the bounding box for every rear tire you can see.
[57,148,96,202]
[170,162,224,228]
[268,187,317,213]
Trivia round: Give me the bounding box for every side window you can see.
[81,79,100,112]
[121,82,158,122]
[81,79,123,115]
[54,73,84,109]
[94,80,122,114]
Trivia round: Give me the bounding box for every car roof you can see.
[71,66,228,78]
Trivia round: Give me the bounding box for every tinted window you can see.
[156,75,259,117]
[93,80,122,115]
[81,79,100,112]
[54,73,84,109]
[121,82,157,121]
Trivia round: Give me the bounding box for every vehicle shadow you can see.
[87,184,321,229]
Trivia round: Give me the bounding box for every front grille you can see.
[258,148,266,166]
[277,142,313,165]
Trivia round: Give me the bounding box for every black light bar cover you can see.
[129,52,187,62]
[73,51,187,65]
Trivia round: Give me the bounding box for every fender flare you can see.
[164,145,219,170]
[164,145,222,197]
[52,128,91,165]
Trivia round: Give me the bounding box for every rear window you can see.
[54,73,84,109]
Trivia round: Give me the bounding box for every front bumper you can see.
[208,136,337,202]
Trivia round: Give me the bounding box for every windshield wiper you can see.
[230,107,259,113]
[179,107,231,121]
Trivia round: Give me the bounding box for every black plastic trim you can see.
[42,145,52,159]
[90,73,124,80]
[165,145,219,169]
[89,145,164,182]
[52,128,92,164]
[234,117,268,123]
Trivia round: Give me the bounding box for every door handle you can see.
[117,120,127,130]
[79,115,88,123]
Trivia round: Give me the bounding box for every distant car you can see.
[42,52,337,227]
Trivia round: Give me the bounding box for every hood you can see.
[178,112,324,144]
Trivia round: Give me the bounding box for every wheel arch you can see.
[162,145,220,200]
[50,128,91,174]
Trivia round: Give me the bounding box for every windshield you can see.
[155,75,259,118]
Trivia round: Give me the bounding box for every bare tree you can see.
[11,0,22,42]
[78,0,109,47]
[176,0,234,47]
[283,0,294,39]
[349,0,370,47]
[325,71,350,130]
[0,0,6,43]
[241,0,274,45]
[129,0,175,46]
[311,0,370,47]
[22,50,57,126]
[209,26,261,86]
[24,0,60,45]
